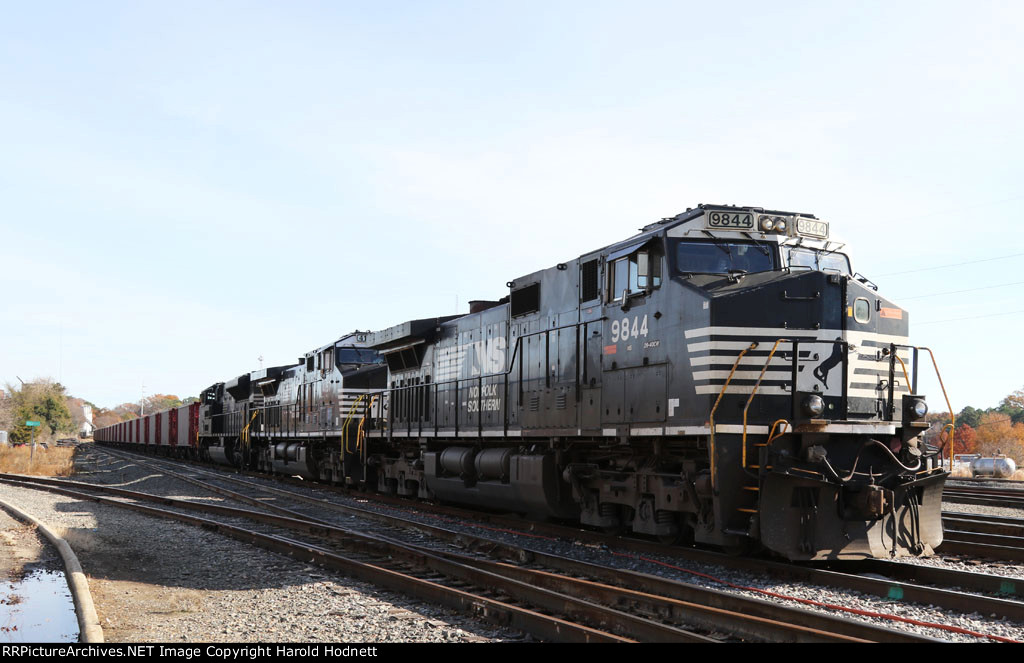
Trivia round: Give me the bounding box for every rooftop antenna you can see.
[258,355,264,369]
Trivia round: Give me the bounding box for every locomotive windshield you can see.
[335,347,383,365]
[787,247,851,274]
[673,240,775,275]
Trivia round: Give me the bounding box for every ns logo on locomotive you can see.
[96,204,950,561]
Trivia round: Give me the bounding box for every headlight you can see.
[759,215,775,231]
[803,394,825,416]
[774,219,787,232]
[909,398,928,419]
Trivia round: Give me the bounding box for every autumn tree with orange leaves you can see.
[952,424,978,456]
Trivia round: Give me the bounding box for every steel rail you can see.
[943,513,1024,537]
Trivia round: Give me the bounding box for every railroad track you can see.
[62,445,1024,641]
[89,447,1024,631]
[943,485,1024,509]
[0,465,911,644]
[950,477,1024,487]
[85,446,950,642]
[941,512,1024,561]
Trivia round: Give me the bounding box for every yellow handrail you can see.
[708,342,758,491]
[742,339,790,470]
[342,395,365,454]
[891,344,955,470]
[920,347,955,470]
[240,410,259,450]
[766,419,791,447]
[356,395,379,453]
[893,353,913,394]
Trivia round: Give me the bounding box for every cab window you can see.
[853,298,871,323]
[788,247,851,275]
[609,249,661,301]
[674,241,775,275]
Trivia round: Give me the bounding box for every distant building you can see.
[80,404,94,437]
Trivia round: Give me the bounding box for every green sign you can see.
[25,421,40,427]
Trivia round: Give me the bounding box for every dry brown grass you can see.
[0,445,75,477]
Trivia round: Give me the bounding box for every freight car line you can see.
[77,448,926,642]
[0,473,884,644]
[84,446,1024,639]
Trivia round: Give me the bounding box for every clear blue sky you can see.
[1,1,1021,412]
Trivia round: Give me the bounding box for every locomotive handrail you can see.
[361,317,601,440]
[342,395,365,454]
[893,352,913,394]
[708,341,759,492]
[893,344,955,469]
[741,338,790,472]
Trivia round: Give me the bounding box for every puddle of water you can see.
[0,569,78,642]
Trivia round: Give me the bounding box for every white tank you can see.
[970,456,1018,478]
[0,431,7,446]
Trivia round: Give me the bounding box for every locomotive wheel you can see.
[657,531,683,545]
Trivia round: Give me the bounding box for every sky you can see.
[1,1,1022,413]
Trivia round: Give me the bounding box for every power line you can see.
[897,280,1024,301]
[878,252,1024,277]
[917,309,1024,325]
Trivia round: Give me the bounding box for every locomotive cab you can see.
[643,205,947,559]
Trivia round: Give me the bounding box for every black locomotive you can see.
[97,204,949,560]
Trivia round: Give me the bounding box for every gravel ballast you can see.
[4,445,1024,643]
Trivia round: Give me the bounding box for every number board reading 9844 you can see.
[706,211,753,230]
[796,218,828,239]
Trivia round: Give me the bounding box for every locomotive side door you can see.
[581,320,604,430]
[579,257,604,432]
